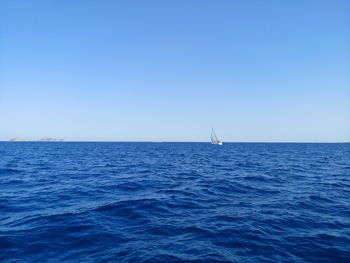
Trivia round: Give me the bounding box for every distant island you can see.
[9,137,64,142]
[38,137,65,142]
[9,138,28,142]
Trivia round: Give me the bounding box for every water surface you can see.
[1,142,349,262]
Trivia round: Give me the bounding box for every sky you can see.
[0,0,349,142]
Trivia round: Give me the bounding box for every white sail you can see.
[211,128,223,145]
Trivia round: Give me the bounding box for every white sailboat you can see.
[211,128,223,145]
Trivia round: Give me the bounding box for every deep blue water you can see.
[0,142,349,263]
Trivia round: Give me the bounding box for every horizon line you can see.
[1,140,348,143]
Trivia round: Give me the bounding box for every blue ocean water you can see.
[0,142,349,263]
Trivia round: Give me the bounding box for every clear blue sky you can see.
[1,0,349,142]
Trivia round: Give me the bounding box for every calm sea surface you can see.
[0,142,349,262]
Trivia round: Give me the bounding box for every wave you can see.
[1,142,349,262]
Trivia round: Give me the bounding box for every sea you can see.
[0,142,349,263]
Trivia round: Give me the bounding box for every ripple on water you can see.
[0,142,349,262]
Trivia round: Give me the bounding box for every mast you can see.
[211,128,215,143]
[211,128,219,143]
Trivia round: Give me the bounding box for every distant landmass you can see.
[38,137,64,142]
[9,138,28,142]
[9,137,64,142]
